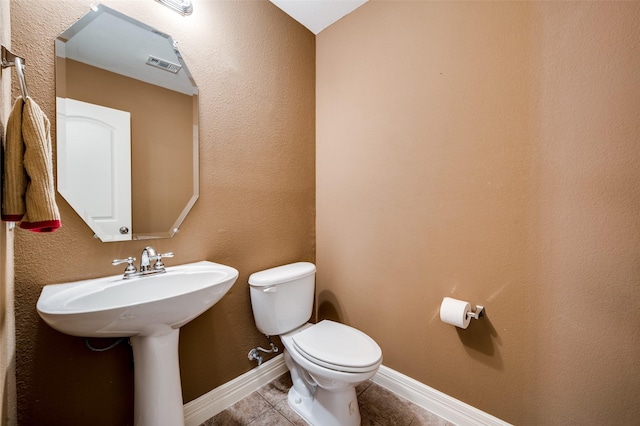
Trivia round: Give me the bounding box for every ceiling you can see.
[269,0,368,34]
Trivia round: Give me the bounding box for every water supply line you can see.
[85,337,128,352]
[248,335,279,366]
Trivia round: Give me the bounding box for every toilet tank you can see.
[248,262,316,336]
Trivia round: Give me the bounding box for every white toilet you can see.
[249,262,382,426]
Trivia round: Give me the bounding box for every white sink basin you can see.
[37,260,239,426]
[37,260,239,337]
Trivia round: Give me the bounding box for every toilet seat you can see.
[291,320,382,373]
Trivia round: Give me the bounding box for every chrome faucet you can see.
[140,246,157,272]
[140,246,174,272]
[112,246,174,279]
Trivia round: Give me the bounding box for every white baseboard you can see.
[372,365,511,426]
[183,354,288,426]
[183,355,510,426]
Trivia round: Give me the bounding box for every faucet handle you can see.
[153,252,174,271]
[112,257,137,276]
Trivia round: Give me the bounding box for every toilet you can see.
[249,262,382,426]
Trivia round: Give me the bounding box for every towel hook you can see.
[1,45,29,99]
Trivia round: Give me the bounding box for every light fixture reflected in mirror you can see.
[155,0,193,16]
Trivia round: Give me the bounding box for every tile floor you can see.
[199,372,454,426]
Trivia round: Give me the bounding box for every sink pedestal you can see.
[130,328,184,426]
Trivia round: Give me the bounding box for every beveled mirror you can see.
[55,4,198,242]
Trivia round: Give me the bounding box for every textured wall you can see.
[317,1,640,424]
[11,0,314,424]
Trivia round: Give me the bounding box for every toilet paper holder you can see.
[466,305,485,320]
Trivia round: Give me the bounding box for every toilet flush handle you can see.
[262,286,277,293]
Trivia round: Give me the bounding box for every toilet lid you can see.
[291,320,382,373]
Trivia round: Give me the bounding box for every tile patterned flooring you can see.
[199,372,454,426]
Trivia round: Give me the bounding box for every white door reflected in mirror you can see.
[56,97,132,241]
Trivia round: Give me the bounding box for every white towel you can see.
[2,96,61,232]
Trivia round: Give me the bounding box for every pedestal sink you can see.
[36,260,239,426]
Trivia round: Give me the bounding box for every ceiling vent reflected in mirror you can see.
[146,55,182,74]
[155,0,193,16]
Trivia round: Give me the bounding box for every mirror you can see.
[55,4,199,242]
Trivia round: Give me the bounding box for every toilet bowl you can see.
[281,321,382,426]
[248,263,383,426]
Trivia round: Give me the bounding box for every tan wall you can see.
[317,1,640,424]
[11,0,314,424]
